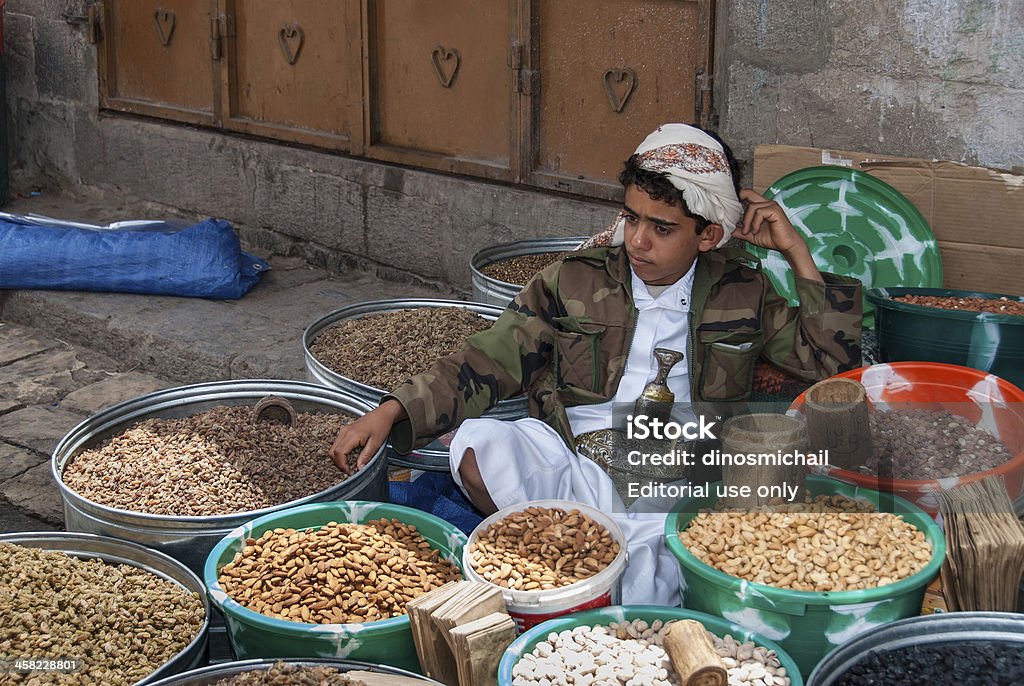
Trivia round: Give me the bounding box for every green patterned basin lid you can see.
[747,166,942,329]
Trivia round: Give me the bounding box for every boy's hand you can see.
[330,399,407,474]
[734,189,805,256]
[735,189,823,283]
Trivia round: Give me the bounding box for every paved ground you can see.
[0,188,448,534]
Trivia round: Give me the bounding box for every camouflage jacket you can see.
[387,245,862,454]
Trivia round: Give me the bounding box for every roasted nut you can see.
[679,494,932,592]
[469,506,620,590]
[218,518,461,624]
[893,294,1024,317]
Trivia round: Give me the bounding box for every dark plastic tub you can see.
[807,611,1024,686]
[866,287,1024,389]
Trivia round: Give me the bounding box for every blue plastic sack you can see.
[0,215,269,299]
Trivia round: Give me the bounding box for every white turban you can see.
[579,123,743,250]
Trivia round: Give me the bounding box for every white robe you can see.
[449,266,696,606]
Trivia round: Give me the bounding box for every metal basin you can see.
[303,298,530,471]
[0,531,210,685]
[52,380,388,577]
[147,658,442,685]
[470,237,587,307]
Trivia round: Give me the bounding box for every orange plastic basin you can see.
[789,362,1024,515]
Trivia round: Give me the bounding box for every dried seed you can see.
[480,252,572,286]
[864,408,1012,480]
[310,307,491,391]
[64,405,361,517]
[0,542,205,686]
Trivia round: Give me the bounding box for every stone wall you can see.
[717,0,1024,174]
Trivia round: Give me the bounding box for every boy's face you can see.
[622,184,722,286]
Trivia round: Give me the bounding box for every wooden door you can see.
[526,0,714,200]
[218,0,361,151]
[97,0,219,125]
[362,0,521,182]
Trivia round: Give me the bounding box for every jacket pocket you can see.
[552,315,606,392]
[699,330,761,401]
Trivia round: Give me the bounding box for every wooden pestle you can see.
[664,620,728,686]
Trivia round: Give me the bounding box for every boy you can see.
[330,123,862,604]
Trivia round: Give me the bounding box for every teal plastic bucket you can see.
[498,605,804,686]
[204,501,467,673]
[664,476,945,678]
[867,287,1024,389]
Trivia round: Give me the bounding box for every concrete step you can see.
[0,190,452,385]
[0,259,446,385]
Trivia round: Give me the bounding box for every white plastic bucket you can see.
[463,499,628,632]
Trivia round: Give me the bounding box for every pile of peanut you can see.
[469,506,619,591]
[64,406,357,517]
[679,494,932,591]
[0,542,205,686]
[512,619,792,686]
[218,518,461,624]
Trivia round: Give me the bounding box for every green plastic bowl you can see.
[866,287,1024,390]
[204,501,467,673]
[498,605,804,686]
[664,475,946,679]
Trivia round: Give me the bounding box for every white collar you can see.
[631,259,697,311]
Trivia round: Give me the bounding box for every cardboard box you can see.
[753,145,1024,295]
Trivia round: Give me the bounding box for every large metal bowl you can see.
[0,531,210,685]
[147,658,442,685]
[470,237,587,307]
[303,298,530,471]
[52,379,388,577]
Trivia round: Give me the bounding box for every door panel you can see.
[364,0,518,181]
[528,0,712,200]
[99,0,217,124]
[222,0,359,150]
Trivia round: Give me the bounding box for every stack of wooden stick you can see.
[407,581,517,686]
